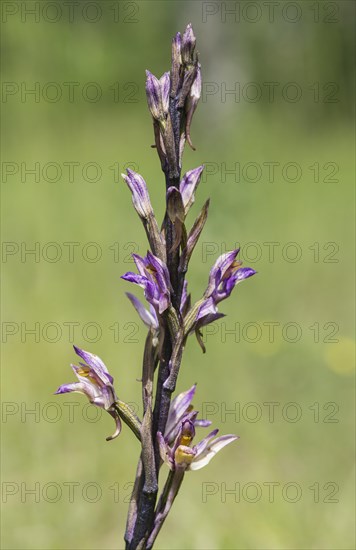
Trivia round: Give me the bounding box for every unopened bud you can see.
[145,70,164,120]
[159,72,170,115]
[180,165,205,214]
[181,23,196,65]
[122,169,154,219]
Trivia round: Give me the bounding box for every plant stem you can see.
[146,469,185,550]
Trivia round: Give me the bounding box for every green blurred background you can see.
[1,1,355,549]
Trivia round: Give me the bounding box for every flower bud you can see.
[122,169,154,219]
[181,23,196,65]
[145,70,163,120]
[180,164,204,214]
[159,71,170,116]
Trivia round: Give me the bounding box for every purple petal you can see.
[190,434,238,471]
[180,165,204,214]
[194,428,219,457]
[196,297,217,319]
[147,251,171,290]
[165,384,196,442]
[121,272,147,286]
[194,419,212,428]
[145,70,163,120]
[181,23,196,64]
[54,383,79,395]
[132,254,148,277]
[172,32,181,55]
[55,379,98,404]
[144,280,158,306]
[196,313,225,330]
[159,72,170,115]
[235,267,257,281]
[126,292,158,330]
[73,346,113,385]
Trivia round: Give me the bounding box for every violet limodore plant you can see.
[55,24,256,550]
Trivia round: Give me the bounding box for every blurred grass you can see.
[1,1,355,549]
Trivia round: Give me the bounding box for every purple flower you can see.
[179,165,204,215]
[55,346,121,441]
[183,251,255,348]
[122,169,153,220]
[165,384,212,445]
[158,419,237,471]
[121,251,171,314]
[205,249,256,304]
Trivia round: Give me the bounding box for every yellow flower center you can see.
[77,366,99,386]
[223,260,242,280]
[180,433,193,446]
[77,366,90,377]
[175,445,195,465]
